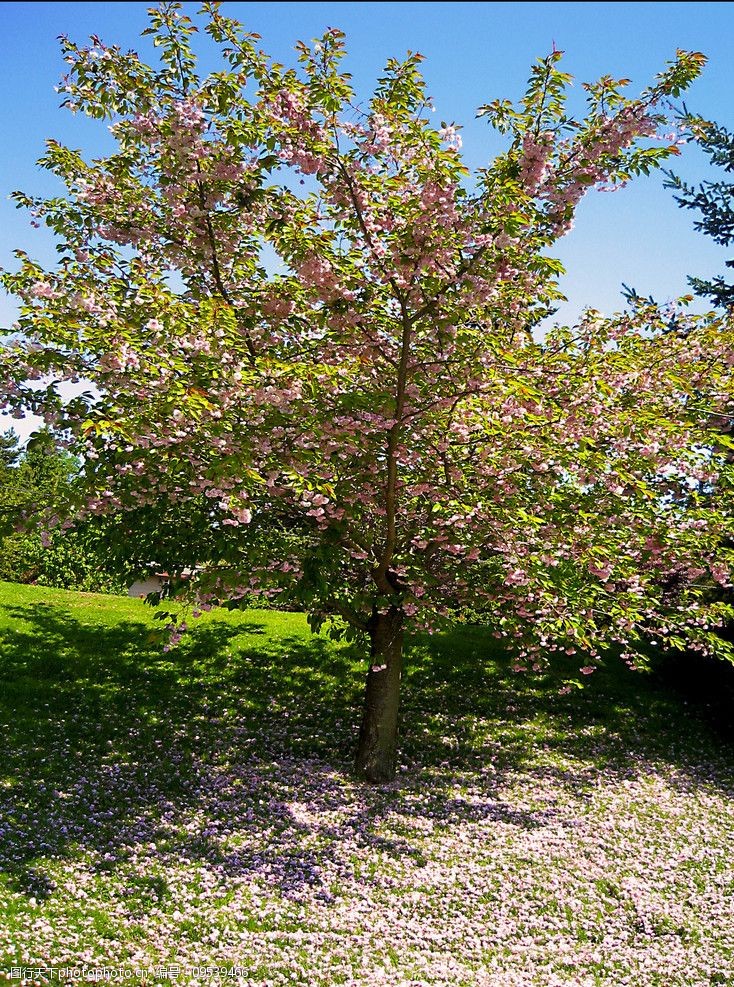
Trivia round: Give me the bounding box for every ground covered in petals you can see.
[0,582,733,986]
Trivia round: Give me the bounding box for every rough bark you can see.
[355,609,405,783]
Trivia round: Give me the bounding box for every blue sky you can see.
[2,2,734,437]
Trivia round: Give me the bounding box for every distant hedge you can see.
[0,529,128,595]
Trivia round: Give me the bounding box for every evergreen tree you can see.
[666,119,734,308]
[0,429,20,468]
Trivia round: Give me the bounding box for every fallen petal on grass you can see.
[0,582,733,985]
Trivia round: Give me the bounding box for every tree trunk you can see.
[355,608,404,783]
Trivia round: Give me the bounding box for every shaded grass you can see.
[0,582,727,872]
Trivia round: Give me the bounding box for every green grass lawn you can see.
[0,581,732,986]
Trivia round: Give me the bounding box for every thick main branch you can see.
[374,301,412,594]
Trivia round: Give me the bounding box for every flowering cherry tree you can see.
[2,4,733,781]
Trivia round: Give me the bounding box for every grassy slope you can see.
[0,581,732,986]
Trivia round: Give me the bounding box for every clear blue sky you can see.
[2,2,734,437]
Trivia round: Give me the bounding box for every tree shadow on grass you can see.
[0,599,732,908]
[0,601,370,901]
[402,624,734,796]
